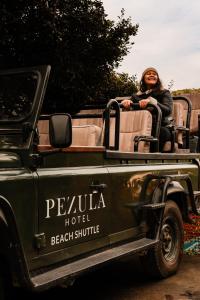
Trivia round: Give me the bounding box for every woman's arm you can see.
[157,90,173,116]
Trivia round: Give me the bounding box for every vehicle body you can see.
[0,65,199,298]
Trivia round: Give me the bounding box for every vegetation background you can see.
[0,0,139,113]
[0,0,199,113]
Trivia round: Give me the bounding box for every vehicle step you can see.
[31,238,157,290]
[142,203,165,210]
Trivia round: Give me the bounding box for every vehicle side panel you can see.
[36,165,110,257]
[107,161,198,243]
[0,169,38,266]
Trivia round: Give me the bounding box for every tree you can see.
[0,0,138,113]
[172,88,200,96]
[94,71,138,102]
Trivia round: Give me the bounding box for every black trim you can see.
[105,150,200,160]
[192,158,200,190]
[0,66,51,124]
[134,136,159,152]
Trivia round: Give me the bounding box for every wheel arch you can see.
[141,199,184,278]
[166,181,189,222]
[0,195,31,289]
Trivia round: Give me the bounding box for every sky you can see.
[102,0,200,90]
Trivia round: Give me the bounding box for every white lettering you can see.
[64,214,91,226]
[78,194,87,213]
[57,197,66,216]
[45,199,55,218]
[89,193,97,210]
[51,232,74,245]
[50,225,100,245]
[67,196,76,214]
[68,231,74,240]
[71,217,76,225]
[51,236,55,245]
[45,192,107,219]
[65,218,70,226]
[98,193,106,209]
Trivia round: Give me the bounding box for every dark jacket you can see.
[131,89,173,126]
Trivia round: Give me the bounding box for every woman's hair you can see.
[139,68,164,92]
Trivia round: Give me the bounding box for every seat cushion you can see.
[72,125,102,146]
[110,110,152,152]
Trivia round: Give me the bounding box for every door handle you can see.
[89,183,107,193]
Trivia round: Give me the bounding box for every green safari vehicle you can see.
[0,65,199,298]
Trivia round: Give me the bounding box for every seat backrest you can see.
[38,120,49,145]
[38,109,153,152]
[172,102,185,145]
[183,93,200,134]
[109,110,152,152]
[190,109,200,134]
[72,109,104,127]
[163,101,186,152]
[71,109,104,146]
[175,93,200,134]
[71,125,102,146]
[173,102,184,127]
[37,119,103,147]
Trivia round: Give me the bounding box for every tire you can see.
[0,273,6,300]
[195,195,200,214]
[140,200,183,279]
[0,259,13,300]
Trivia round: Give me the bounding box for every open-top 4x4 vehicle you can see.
[0,65,200,298]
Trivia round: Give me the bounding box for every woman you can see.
[121,67,173,152]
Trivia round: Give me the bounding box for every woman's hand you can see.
[139,99,150,109]
[121,99,133,110]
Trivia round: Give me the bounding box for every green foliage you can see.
[93,71,137,102]
[0,0,138,113]
[172,88,200,96]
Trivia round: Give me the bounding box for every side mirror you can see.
[49,114,72,148]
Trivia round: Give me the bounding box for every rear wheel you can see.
[140,200,183,278]
[0,273,6,300]
[195,195,200,214]
[0,259,13,300]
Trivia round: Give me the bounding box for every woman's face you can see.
[144,71,158,88]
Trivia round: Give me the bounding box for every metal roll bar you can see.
[119,102,162,152]
[104,99,120,150]
[173,96,192,149]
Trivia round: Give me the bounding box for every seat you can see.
[38,107,153,152]
[163,101,186,152]
[178,94,199,132]
[117,96,191,153]
[180,93,200,151]
[172,95,200,151]
[71,109,104,146]
[38,119,103,147]
[109,110,153,152]
[173,102,185,146]
[73,109,153,152]
[72,125,102,146]
[72,109,104,127]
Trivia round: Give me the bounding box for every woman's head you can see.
[140,67,163,92]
